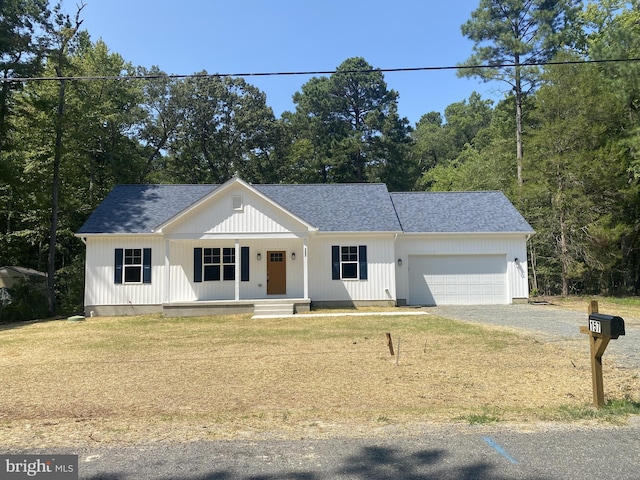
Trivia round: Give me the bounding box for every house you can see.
[0,266,48,321]
[0,266,47,290]
[76,177,534,316]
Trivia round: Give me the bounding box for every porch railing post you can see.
[303,238,309,300]
[235,239,240,301]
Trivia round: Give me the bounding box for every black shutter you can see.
[142,248,152,284]
[194,248,202,283]
[332,245,340,280]
[241,246,249,282]
[359,245,368,280]
[114,248,123,284]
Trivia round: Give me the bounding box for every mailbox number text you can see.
[589,319,602,333]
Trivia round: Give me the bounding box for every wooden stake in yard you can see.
[386,332,394,356]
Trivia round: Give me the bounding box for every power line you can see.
[1,57,639,83]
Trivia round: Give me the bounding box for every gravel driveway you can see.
[425,304,640,370]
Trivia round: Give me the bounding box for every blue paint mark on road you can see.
[483,436,519,465]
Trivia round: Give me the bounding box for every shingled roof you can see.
[255,183,401,232]
[77,184,217,234]
[390,191,534,233]
[77,182,533,235]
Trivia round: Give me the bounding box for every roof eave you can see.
[75,232,162,237]
[400,230,535,235]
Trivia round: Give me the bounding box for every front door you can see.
[267,251,286,295]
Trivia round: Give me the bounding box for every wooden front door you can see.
[267,251,286,295]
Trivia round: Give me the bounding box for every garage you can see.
[408,254,507,305]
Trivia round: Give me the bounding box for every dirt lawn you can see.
[1,310,638,448]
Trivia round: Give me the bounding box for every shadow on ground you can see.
[82,444,547,480]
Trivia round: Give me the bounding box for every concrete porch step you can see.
[253,302,295,317]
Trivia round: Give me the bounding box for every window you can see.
[124,249,142,283]
[232,195,243,211]
[195,247,249,282]
[270,252,284,263]
[331,245,368,280]
[203,248,221,281]
[222,247,235,281]
[340,246,359,279]
[115,248,151,284]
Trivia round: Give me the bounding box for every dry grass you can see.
[537,296,640,327]
[1,311,638,448]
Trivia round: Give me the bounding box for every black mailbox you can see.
[588,313,625,339]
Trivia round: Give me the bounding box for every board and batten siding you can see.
[307,234,396,303]
[162,184,310,237]
[168,238,305,302]
[84,236,165,311]
[395,234,529,303]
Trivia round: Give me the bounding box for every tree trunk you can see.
[47,69,66,317]
[559,209,570,296]
[515,60,524,187]
[0,81,11,154]
[556,167,570,296]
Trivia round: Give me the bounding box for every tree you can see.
[582,0,640,181]
[69,37,146,198]
[288,57,415,189]
[44,2,84,316]
[459,0,582,186]
[580,1,640,291]
[11,14,148,315]
[164,74,276,184]
[419,97,515,193]
[525,54,629,295]
[136,66,182,183]
[0,0,51,154]
[412,92,494,175]
[0,0,52,260]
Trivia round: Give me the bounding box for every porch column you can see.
[303,237,309,300]
[163,239,171,304]
[234,239,240,301]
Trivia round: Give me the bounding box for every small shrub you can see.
[0,280,49,323]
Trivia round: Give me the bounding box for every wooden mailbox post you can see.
[579,301,626,408]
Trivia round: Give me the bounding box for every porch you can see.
[162,298,311,317]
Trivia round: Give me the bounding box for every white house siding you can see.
[161,183,310,237]
[307,234,397,304]
[395,234,529,305]
[168,238,305,302]
[84,236,165,312]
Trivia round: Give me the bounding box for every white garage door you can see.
[408,255,507,305]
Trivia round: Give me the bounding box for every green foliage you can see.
[0,280,49,323]
[524,51,638,295]
[417,94,516,193]
[457,407,503,425]
[551,399,640,424]
[459,0,583,88]
[54,253,84,315]
[162,74,277,184]
[285,57,416,189]
[2,0,640,311]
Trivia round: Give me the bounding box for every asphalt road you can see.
[69,421,640,479]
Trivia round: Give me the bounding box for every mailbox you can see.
[588,313,625,339]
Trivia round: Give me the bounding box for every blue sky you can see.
[72,1,505,126]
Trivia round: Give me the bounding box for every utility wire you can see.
[1,57,639,83]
